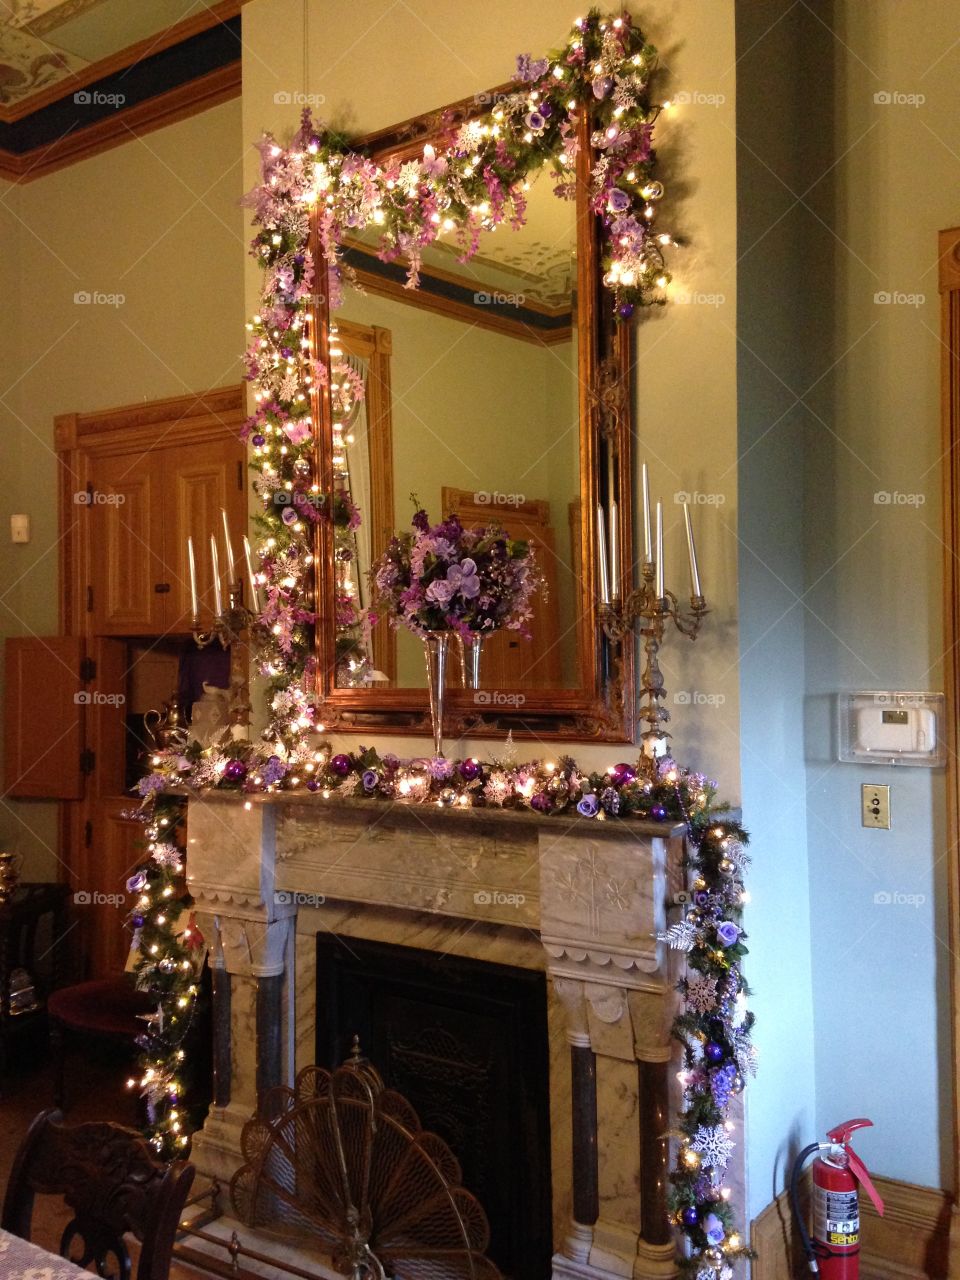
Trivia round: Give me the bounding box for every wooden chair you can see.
[1,1108,195,1280]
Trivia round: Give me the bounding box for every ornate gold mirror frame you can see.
[306,90,639,743]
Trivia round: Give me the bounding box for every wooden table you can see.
[0,1227,87,1278]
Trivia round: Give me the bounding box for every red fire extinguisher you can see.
[789,1118,884,1278]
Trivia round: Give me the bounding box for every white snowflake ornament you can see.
[691,1123,735,1171]
[684,972,718,1014]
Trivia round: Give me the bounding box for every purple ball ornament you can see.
[650,803,667,820]
[704,1041,724,1064]
[608,762,636,787]
[252,433,266,446]
[680,1207,700,1228]
[618,302,635,320]
[132,914,145,928]
[459,757,482,782]
[223,759,248,784]
[530,792,552,813]
[306,778,320,792]
[330,753,352,777]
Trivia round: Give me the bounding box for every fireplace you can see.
[315,934,553,1278]
[186,793,695,1280]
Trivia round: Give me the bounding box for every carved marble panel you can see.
[275,802,541,927]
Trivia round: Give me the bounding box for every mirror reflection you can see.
[330,172,581,693]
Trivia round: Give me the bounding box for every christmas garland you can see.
[240,6,673,766]
[124,791,203,1159]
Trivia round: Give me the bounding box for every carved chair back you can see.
[1,1108,195,1280]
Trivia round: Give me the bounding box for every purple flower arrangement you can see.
[371,508,543,640]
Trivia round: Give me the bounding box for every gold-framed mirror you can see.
[308,88,638,742]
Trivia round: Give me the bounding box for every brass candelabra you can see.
[600,560,708,769]
[191,581,256,649]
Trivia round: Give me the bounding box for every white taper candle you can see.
[596,503,611,605]
[655,501,664,600]
[187,536,198,619]
[221,508,235,582]
[642,462,652,563]
[609,500,620,602]
[210,535,223,618]
[683,501,702,598]
[243,535,262,613]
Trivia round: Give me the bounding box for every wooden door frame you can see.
[938,225,960,1261]
[54,383,248,971]
[55,384,247,635]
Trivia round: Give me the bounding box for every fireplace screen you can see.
[315,936,553,1279]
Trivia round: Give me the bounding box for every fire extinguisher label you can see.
[814,1185,860,1247]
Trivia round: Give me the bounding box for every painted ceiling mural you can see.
[0,0,205,110]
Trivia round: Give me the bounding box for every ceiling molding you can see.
[0,59,240,182]
[0,0,245,122]
[0,4,244,183]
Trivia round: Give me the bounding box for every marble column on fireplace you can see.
[185,794,684,1280]
[186,799,296,1182]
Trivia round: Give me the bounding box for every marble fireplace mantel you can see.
[186,792,686,1280]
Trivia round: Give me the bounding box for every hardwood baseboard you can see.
[750,1174,952,1280]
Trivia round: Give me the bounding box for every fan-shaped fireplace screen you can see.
[230,1046,502,1280]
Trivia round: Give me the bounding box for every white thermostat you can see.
[838,691,945,767]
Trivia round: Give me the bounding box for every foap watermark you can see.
[874,490,925,507]
[674,490,726,506]
[474,690,526,707]
[273,90,326,108]
[672,89,726,108]
[74,691,126,707]
[874,692,926,709]
[473,889,526,907]
[874,290,925,307]
[873,890,926,908]
[74,489,126,506]
[474,290,526,307]
[671,289,726,308]
[74,290,125,307]
[74,890,125,907]
[473,90,511,106]
[74,89,125,108]
[473,490,525,507]
[674,690,725,707]
[274,890,326,906]
[873,90,925,108]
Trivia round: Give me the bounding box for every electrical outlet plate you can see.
[862,783,891,829]
[839,691,945,767]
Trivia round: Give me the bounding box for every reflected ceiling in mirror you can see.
[331,171,583,696]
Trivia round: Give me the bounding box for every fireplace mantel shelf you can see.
[172,786,688,839]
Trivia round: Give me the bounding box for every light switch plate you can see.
[862,783,891,829]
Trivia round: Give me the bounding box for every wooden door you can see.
[4,636,85,798]
[442,490,563,688]
[89,448,167,635]
[162,437,247,632]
